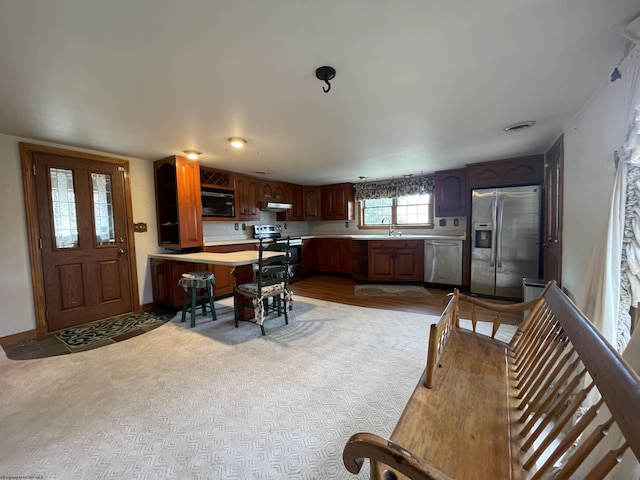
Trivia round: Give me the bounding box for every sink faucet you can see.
[381,217,394,236]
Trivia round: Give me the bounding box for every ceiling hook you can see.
[315,66,336,93]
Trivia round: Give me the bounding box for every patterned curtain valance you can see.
[353,174,435,201]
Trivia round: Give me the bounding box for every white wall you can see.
[560,67,631,300]
[0,134,159,338]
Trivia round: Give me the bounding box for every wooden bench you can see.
[343,282,640,479]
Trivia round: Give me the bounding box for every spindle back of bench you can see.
[457,283,640,478]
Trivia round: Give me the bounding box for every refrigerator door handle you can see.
[496,196,504,268]
[490,196,497,268]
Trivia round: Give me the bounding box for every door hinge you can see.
[32,164,36,175]
[45,309,48,321]
[117,166,125,172]
[39,238,43,249]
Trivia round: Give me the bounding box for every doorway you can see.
[21,143,139,334]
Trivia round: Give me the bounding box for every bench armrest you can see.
[343,432,452,480]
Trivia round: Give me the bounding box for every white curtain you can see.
[578,44,640,353]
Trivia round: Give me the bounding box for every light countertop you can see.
[203,233,465,246]
[149,251,279,266]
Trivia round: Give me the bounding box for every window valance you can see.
[353,174,435,201]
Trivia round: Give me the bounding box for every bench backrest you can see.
[426,283,640,478]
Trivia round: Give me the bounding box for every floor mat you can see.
[55,311,175,350]
[354,284,433,297]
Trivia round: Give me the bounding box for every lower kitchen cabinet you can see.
[313,238,352,274]
[368,240,424,282]
[151,258,208,308]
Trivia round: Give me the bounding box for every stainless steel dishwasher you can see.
[424,239,463,285]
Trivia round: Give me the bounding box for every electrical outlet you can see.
[453,218,459,227]
[242,223,246,231]
[439,219,446,227]
[234,223,239,231]
[284,223,288,230]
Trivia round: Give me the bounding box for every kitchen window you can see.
[359,194,433,227]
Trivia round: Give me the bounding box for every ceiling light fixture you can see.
[183,150,201,160]
[315,66,336,93]
[228,137,248,149]
[503,121,536,133]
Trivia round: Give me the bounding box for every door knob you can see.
[118,248,125,255]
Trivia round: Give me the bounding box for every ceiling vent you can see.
[503,121,536,133]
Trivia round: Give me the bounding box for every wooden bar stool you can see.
[178,271,217,328]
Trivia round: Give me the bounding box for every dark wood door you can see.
[543,136,563,285]
[34,152,133,331]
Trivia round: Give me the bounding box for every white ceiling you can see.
[0,1,638,185]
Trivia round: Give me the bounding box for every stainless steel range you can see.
[253,225,303,280]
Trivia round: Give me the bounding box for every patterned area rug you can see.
[55,311,175,350]
[354,284,433,297]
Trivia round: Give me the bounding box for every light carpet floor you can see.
[0,296,516,480]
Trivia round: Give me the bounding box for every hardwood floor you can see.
[291,275,522,324]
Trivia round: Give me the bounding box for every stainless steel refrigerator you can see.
[470,185,541,299]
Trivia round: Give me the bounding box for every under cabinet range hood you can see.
[259,201,293,212]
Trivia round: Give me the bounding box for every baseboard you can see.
[0,329,37,346]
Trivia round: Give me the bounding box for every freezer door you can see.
[495,186,541,299]
[470,188,497,296]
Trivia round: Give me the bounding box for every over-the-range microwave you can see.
[201,187,235,217]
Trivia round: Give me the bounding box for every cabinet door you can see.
[394,247,424,281]
[151,259,173,305]
[334,239,352,274]
[277,183,304,222]
[503,155,544,186]
[154,155,203,248]
[320,187,335,220]
[236,174,260,220]
[466,160,505,188]
[333,183,355,220]
[434,169,467,217]
[261,180,285,200]
[304,187,321,221]
[368,249,395,280]
[543,137,563,285]
[175,156,204,248]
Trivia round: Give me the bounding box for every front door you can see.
[32,150,133,331]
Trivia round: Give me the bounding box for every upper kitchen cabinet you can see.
[260,180,285,201]
[466,155,544,189]
[434,168,467,217]
[304,186,322,221]
[200,166,235,190]
[277,183,305,222]
[235,174,261,221]
[154,155,203,248]
[320,183,355,221]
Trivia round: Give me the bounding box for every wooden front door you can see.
[543,136,563,285]
[31,150,133,331]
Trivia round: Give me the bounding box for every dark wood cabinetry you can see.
[368,240,424,282]
[200,166,234,190]
[235,174,261,221]
[543,136,563,285]
[154,155,203,248]
[434,168,467,217]
[320,183,355,221]
[314,238,352,274]
[277,183,305,222]
[304,186,322,221]
[466,155,544,189]
[150,258,207,308]
[260,180,285,201]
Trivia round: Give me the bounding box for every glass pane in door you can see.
[50,168,78,248]
[92,173,116,245]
